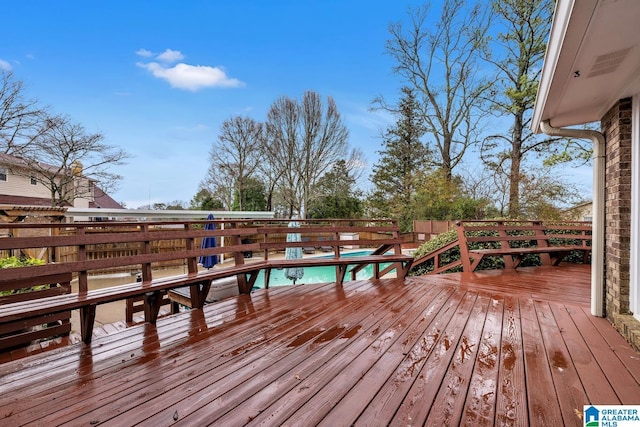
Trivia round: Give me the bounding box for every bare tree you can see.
[518,168,583,220]
[16,114,129,206]
[200,166,235,210]
[344,147,367,189]
[265,91,349,218]
[298,92,350,217]
[205,116,264,211]
[263,95,299,216]
[480,0,555,217]
[377,0,491,180]
[0,70,51,154]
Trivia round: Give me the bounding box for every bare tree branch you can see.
[377,0,492,180]
[13,114,129,206]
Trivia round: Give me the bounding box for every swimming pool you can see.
[252,250,392,289]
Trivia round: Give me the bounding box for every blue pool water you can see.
[252,250,392,289]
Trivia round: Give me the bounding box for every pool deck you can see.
[1,263,640,426]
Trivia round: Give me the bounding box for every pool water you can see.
[252,250,393,289]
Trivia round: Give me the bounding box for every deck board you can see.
[495,294,528,426]
[1,263,640,426]
[532,299,586,426]
[460,293,503,425]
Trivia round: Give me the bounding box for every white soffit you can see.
[533,0,640,131]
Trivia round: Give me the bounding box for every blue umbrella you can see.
[284,218,304,284]
[199,213,218,269]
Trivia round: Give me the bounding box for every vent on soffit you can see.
[587,47,632,78]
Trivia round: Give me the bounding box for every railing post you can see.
[140,224,152,283]
[456,221,472,272]
[184,223,198,275]
[535,220,552,265]
[228,221,249,294]
[495,220,516,269]
[77,226,88,293]
[391,219,402,278]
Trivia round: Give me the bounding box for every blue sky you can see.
[3,0,426,208]
[3,1,592,209]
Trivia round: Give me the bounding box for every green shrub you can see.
[0,256,44,269]
[411,223,590,276]
[0,257,46,296]
[411,229,461,275]
[413,229,458,258]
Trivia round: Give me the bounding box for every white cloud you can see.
[135,48,154,58]
[156,49,184,63]
[0,58,12,71]
[137,61,244,91]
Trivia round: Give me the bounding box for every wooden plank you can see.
[495,295,528,426]
[534,300,588,426]
[267,255,411,268]
[305,287,461,427]
[0,262,269,323]
[2,264,639,427]
[390,291,480,425]
[519,297,564,425]
[549,304,620,404]
[579,306,640,385]
[0,244,260,282]
[197,281,451,426]
[563,305,640,403]
[460,293,504,425]
[1,282,342,425]
[55,280,394,426]
[0,284,305,400]
[0,227,260,250]
[425,293,492,426]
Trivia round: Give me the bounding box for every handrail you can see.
[0,217,406,289]
[0,218,411,349]
[410,239,462,275]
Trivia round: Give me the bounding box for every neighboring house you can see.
[0,153,122,212]
[532,0,640,347]
[563,201,593,222]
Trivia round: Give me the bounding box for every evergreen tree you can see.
[369,87,430,232]
[232,177,267,211]
[414,170,489,220]
[190,188,224,211]
[307,160,363,219]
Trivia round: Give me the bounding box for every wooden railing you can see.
[0,218,412,350]
[411,220,592,275]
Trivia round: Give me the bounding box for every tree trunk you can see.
[508,115,524,218]
[442,135,453,181]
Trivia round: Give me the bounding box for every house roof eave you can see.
[532,0,640,133]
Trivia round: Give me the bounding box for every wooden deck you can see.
[1,264,640,426]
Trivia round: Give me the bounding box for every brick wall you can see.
[601,97,640,349]
[602,98,633,318]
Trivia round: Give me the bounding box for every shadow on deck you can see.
[1,263,639,426]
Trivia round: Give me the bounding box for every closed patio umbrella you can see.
[199,213,218,269]
[284,218,304,284]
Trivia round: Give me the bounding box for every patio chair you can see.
[317,236,333,252]
[302,237,316,254]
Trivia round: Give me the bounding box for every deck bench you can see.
[0,262,268,345]
[0,218,410,351]
[0,272,73,350]
[457,220,591,273]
